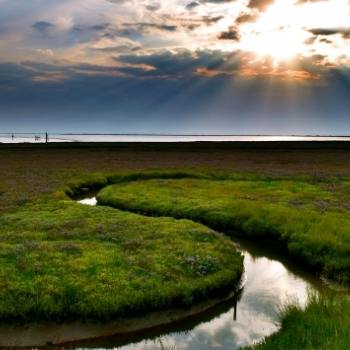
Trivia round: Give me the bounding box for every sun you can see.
[238,0,310,63]
[236,0,350,66]
[243,27,308,62]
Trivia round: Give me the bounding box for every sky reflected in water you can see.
[78,251,312,350]
[74,197,315,350]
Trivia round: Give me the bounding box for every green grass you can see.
[0,142,349,348]
[0,198,243,322]
[97,176,350,284]
[246,295,350,350]
[94,173,350,349]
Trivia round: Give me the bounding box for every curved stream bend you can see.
[74,195,328,350]
[0,193,329,349]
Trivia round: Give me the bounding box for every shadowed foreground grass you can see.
[97,176,350,284]
[0,198,243,322]
[245,295,350,350]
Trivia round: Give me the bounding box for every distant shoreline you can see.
[1,134,350,144]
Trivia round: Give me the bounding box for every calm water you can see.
[1,133,350,143]
[72,197,326,350]
[103,253,312,350]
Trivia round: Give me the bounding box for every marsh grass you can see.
[97,176,350,285]
[0,144,349,348]
[246,295,350,350]
[0,197,243,322]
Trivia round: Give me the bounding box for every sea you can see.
[1,134,350,143]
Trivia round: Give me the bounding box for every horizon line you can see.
[1,133,350,137]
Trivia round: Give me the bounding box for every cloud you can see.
[247,0,274,11]
[32,72,67,83]
[90,44,141,53]
[319,38,333,44]
[72,23,110,33]
[145,3,161,11]
[32,21,54,34]
[240,66,321,80]
[186,1,200,10]
[235,13,259,24]
[105,0,127,3]
[0,0,348,85]
[202,15,224,25]
[218,27,240,40]
[3,51,229,83]
[122,22,178,33]
[308,28,350,39]
[116,49,240,78]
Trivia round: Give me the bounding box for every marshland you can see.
[0,141,349,349]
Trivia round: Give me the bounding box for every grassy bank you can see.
[0,198,243,322]
[246,295,350,350]
[97,176,350,284]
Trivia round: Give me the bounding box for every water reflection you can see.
[102,251,311,350]
[78,197,97,206]
[72,197,318,350]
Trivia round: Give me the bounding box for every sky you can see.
[0,0,349,134]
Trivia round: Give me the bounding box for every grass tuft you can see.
[246,295,350,350]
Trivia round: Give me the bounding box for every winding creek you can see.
[0,194,334,349]
[75,196,329,350]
